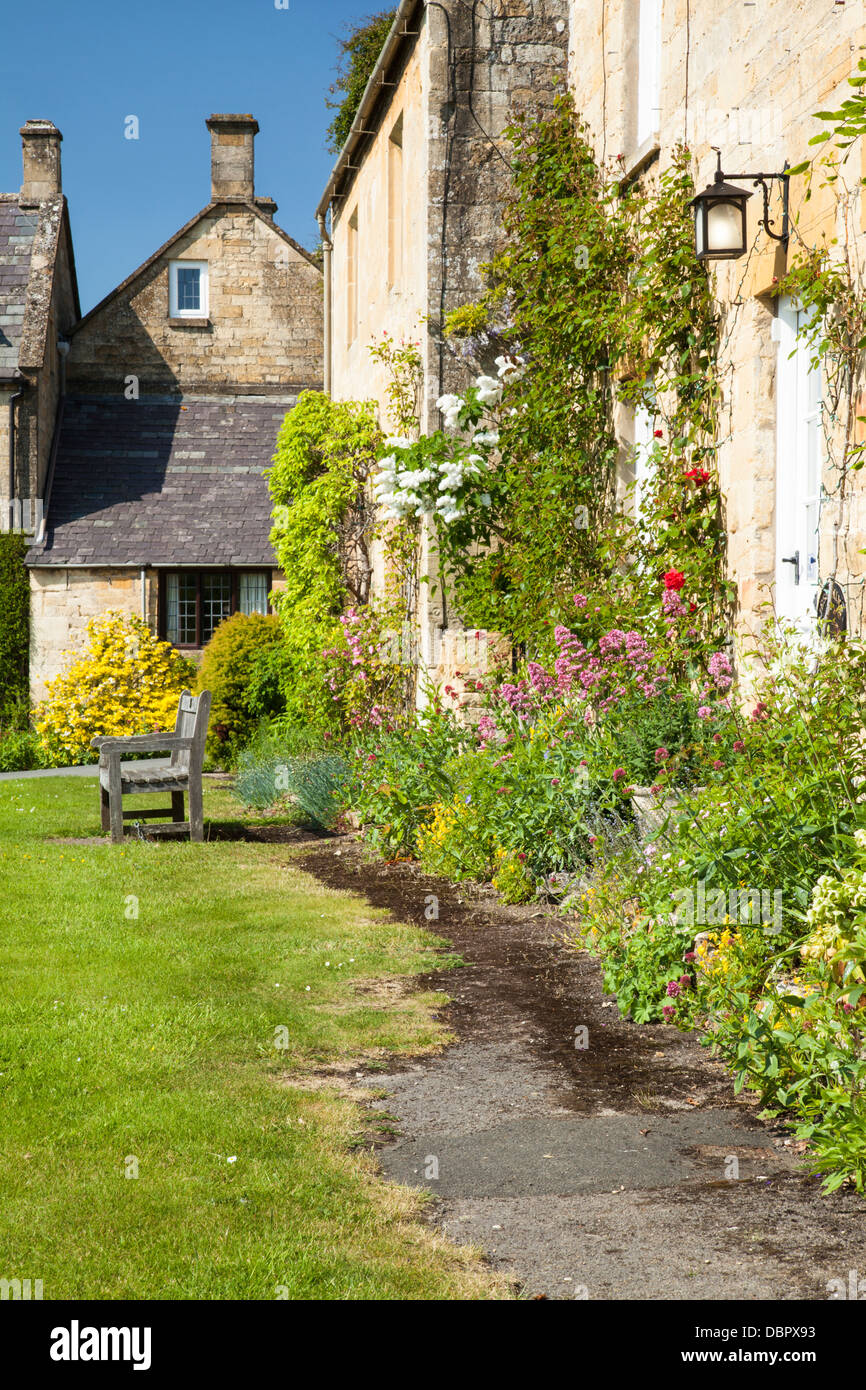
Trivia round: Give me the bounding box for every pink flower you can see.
[712,759,723,770]
[662,1005,676,1021]
[733,740,745,754]
[573,593,588,609]
[654,747,669,764]
[551,778,561,786]
[613,768,626,783]
[666,981,681,998]
[708,651,733,691]
[697,706,712,719]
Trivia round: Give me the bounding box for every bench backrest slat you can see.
[170,689,211,773]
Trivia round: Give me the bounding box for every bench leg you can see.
[108,756,124,844]
[189,779,204,843]
[171,791,185,823]
[100,783,110,832]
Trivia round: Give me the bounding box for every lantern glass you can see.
[707,198,744,254]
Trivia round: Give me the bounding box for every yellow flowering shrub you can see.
[417,793,496,882]
[35,610,197,765]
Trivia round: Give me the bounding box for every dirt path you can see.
[301,840,866,1301]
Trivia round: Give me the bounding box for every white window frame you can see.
[169,260,208,319]
[636,0,662,147]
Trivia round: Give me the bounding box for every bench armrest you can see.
[91,734,194,753]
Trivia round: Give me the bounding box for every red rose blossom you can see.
[663,570,685,591]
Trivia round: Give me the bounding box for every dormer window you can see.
[169,260,208,319]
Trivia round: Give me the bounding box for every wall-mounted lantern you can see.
[690,151,789,261]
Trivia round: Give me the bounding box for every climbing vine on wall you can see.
[267,391,382,726]
[428,94,730,657]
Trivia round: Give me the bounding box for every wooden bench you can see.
[91,689,211,843]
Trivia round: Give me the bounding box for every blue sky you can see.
[0,0,377,312]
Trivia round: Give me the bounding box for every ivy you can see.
[325,9,396,155]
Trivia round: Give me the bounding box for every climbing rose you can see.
[664,570,685,591]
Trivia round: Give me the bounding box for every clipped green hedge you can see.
[0,533,30,721]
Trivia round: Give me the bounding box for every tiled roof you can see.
[0,197,39,374]
[27,394,292,568]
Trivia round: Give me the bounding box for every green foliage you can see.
[196,612,282,762]
[492,848,536,904]
[325,9,396,154]
[0,726,55,772]
[0,534,30,721]
[268,391,382,729]
[346,707,469,858]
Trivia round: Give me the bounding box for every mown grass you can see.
[0,777,503,1299]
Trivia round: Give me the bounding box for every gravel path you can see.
[302,841,866,1301]
[0,760,170,781]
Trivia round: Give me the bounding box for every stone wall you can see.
[29,568,153,702]
[67,208,323,396]
[566,0,866,640]
[328,0,569,694]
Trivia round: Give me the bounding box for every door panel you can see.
[775,297,821,629]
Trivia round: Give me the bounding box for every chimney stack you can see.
[206,114,258,202]
[19,120,62,206]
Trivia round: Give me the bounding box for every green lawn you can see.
[0,777,502,1299]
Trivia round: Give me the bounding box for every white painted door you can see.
[774,297,821,629]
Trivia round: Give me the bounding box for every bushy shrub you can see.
[0,725,57,773]
[35,610,196,765]
[196,612,283,763]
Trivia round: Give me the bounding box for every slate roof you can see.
[0,196,39,374]
[27,394,292,568]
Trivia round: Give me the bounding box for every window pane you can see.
[176,267,201,311]
[201,573,232,643]
[166,572,198,645]
[239,572,268,615]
